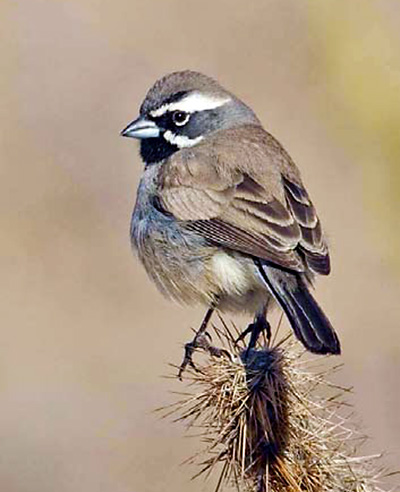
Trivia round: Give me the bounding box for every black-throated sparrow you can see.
[121,71,340,373]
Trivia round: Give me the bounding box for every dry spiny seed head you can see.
[237,348,289,477]
[161,318,391,492]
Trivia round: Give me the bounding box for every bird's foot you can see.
[178,332,232,380]
[236,317,271,353]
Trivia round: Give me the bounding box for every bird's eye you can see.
[172,111,190,126]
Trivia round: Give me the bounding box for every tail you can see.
[257,261,341,355]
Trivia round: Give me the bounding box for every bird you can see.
[121,70,341,374]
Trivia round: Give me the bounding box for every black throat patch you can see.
[140,136,179,165]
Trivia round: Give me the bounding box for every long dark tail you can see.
[257,261,341,355]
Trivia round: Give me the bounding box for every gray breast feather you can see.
[130,165,212,303]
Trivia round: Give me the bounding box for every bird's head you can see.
[121,71,260,164]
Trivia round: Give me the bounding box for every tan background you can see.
[1,0,399,490]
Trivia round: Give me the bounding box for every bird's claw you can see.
[178,341,201,380]
[178,332,232,379]
[235,323,255,344]
[236,318,272,350]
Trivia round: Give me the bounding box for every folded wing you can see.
[158,131,330,275]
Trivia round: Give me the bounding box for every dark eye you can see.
[172,111,190,126]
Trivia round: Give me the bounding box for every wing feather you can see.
[283,178,330,274]
[158,127,330,275]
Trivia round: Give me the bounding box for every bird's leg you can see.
[249,315,271,350]
[178,307,214,379]
[237,312,271,351]
[178,301,231,379]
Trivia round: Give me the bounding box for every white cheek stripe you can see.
[150,92,231,117]
[164,130,203,148]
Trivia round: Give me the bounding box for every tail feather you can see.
[257,262,341,355]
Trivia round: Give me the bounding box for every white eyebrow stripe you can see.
[150,93,231,117]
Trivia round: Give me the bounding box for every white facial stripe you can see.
[163,130,203,148]
[150,92,231,117]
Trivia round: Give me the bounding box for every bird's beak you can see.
[120,116,160,139]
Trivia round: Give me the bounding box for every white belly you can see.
[208,251,271,314]
[210,252,251,295]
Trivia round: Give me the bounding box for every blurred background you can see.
[1,0,399,490]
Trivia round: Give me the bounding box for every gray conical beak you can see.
[120,116,160,139]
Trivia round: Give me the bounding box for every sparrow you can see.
[121,70,341,373]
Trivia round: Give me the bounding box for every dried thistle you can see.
[161,316,393,492]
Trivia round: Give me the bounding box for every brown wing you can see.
[158,127,329,275]
[283,178,330,274]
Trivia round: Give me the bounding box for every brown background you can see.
[1,0,399,491]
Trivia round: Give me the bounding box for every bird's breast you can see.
[130,165,270,313]
[130,166,213,304]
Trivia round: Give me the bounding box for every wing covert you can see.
[157,128,330,275]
